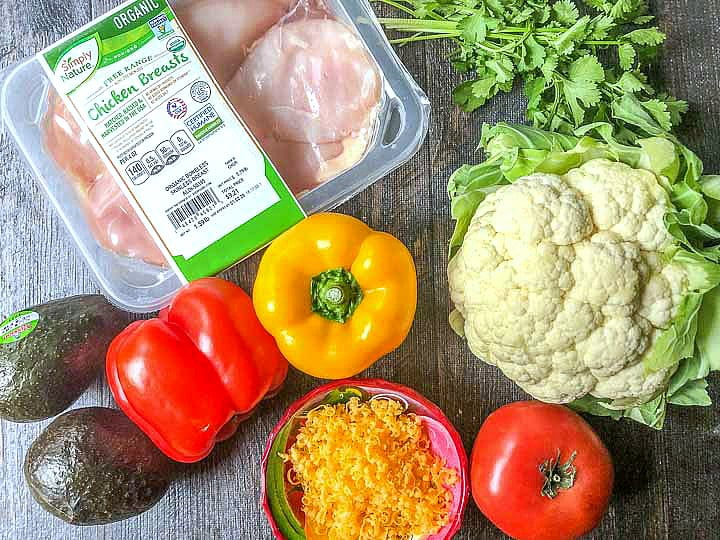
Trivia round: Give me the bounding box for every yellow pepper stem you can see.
[311,268,364,323]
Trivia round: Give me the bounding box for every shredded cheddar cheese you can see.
[283,397,457,540]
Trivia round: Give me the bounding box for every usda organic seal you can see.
[166,36,187,53]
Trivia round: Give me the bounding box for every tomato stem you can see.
[539,450,577,498]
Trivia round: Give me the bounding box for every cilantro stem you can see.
[374,0,481,21]
[390,33,461,45]
[493,27,566,34]
[488,33,527,41]
[378,18,460,32]
[585,40,623,46]
[475,41,507,53]
[393,31,425,47]
[546,79,562,129]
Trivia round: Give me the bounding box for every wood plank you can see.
[0,0,98,538]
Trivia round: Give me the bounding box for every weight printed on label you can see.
[167,187,220,230]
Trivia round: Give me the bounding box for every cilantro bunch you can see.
[378,0,687,142]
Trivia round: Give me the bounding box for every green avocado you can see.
[24,407,177,525]
[0,295,127,422]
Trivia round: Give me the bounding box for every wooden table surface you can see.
[1,1,719,539]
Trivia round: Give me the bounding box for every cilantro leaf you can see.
[616,71,647,93]
[625,27,666,45]
[459,14,487,43]
[633,15,655,24]
[524,76,546,110]
[459,14,499,42]
[553,0,580,25]
[641,99,673,131]
[663,96,689,126]
[541,55,559,80]
[569,55,605,82]
[618,43,637,70]
[472,77,498,100]
[564,79,602,124]
[485,0,507,17]
[588,15,616,39]
[582,0,613,11]
[453,81,486,112]
[610,0,651,21]
[486,56,515,83]
[553,16,591,55]
[519,34,547,72]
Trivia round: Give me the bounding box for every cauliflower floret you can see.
[449,159,687,404]
[500,349,597,403]
[516,368,598,404]
[591,361,673,402]
[564,159,674,251]
[578,316,650,378]
[479,174,593,245]
[638,262,688,329]
[464,286,567,353]
[569,236,642,307]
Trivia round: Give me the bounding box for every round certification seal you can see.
[167,98,188,119]
[190,81,212,103]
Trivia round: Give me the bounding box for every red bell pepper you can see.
[106,278,289,463]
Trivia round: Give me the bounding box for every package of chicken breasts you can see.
[0,0,429,313]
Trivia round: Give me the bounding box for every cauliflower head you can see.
[448,158,689,404]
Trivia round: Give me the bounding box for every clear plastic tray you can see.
[0,0,429,313]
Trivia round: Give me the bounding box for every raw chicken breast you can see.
[225,17,382,192]
[227,18,381,144]
[173,0,293,86]
[259,134,372,193]
[43,96,167,267]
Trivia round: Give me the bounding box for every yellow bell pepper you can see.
[253,213,417,379]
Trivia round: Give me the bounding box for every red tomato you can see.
[471,401,614,540]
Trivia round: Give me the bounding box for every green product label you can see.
[0,311,40,344]
[38,0,305,283]
[192,117,223,140]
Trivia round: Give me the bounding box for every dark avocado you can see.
[0,295,127,422]
[24,407,176,525]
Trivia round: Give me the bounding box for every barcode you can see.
[167,187,220,229]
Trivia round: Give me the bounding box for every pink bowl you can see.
[261,379,470,539]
